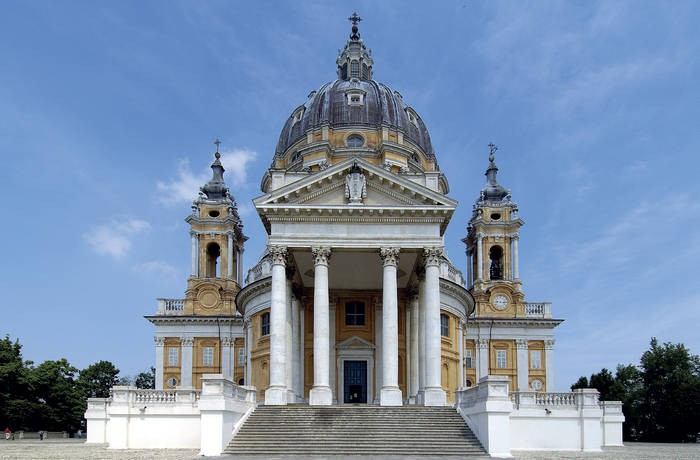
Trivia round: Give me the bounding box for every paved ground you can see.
[1,439,700,459]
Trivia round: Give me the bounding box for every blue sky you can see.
[1,1,698,390]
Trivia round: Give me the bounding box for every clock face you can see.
[493,294,508,310]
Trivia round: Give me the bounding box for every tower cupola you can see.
[336,12,373,81]
[478,144,510,203]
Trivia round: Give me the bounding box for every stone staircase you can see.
[224,405,486,457]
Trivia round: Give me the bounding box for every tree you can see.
[0,335,36,430]
[78,360,120,398]
[30,359,83,432]
[135,367,155,389]
[570,375,588,391]
[638,338,700,442]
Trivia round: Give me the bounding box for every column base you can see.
[380,386,403,406]
[309,385,333,405]
[408,395,417,405]
[415,389,425,405]
[423,387,446,406]
[264,385,288,405]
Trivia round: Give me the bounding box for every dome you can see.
[275,79,435,160]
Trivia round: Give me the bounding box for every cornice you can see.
[236,276,273,314]
[439,278,475,316]
[468,317,564,328]
[144,315,243,326]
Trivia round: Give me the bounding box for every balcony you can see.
[156,298,185,315]
[525,302,552,318]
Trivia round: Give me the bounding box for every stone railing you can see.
[525,302,552,318]
[156,298,185,315]
[510,389,599,409]
[109,386,201,406]
[246,260,271,284]
[439,259,465,285]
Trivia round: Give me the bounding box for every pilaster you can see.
[180,337,194,388]
[516,338,529,391]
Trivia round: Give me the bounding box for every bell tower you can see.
[463,144,525,317]
[184,145,247,316]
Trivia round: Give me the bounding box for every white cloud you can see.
[156,149,257,206]
[132,260,178,279]
[84,219,151,259]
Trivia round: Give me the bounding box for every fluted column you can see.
[309,246,333,405]
[373,298,383,404]
[416,267,426,404]
[329,299,337,403]
[409,291,420,403]
[180,337,194,388]
[285,268,295,402]
[516,339,529,391]
[423,247,446,406]
[291,296,301,399]
[190,232,198,277]
[154,337,165,389]
[379,247,402,406]
[221,337,234,380]
[265,245,288,405]
[545,339,555,391]
[476,234,483,281]
[227,232,234,279]
[512,236,520,280]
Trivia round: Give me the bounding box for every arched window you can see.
[440,313,449,337]
[206,243,221,278]
[346,134,364,147]
[260,312,270,336]
[489,245,503,280]
[238,378,244,386]
[350,60,359,78]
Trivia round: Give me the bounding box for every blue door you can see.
[343,360,367,403]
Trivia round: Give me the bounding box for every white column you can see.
[477,338,489,381]
[227,232,234,279]
[265,245,288,405]
[423,247,446,406]
[516,339,529,391]
[329,299,337,403]
[245,320,252,386]
[409,291,420,403]
[374,298,383,404]
[291,297,301,399]
[298,304,305,399]
[285,272,294,402]
[466,250,473,286]
[154,337,165,389]
[513,236,520,280]
[237,248,243,284]
[458,322,465,388]
[379,247,402,406]
[180,337,194,388]
[545,339,555,391]
[221,337,233,380]
[190,232,198,277]
[309,247,332,405]
[416,271,426,404]
[476,233,483,281]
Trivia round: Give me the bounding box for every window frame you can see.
[495,349,507,369]
[167,347,179,366]
[530,350,542,369]
[440,313,450,337]
[345,301,366,326]
[261,312,270,336]
[203,347,214,367]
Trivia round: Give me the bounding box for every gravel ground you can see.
[1,439,699,459]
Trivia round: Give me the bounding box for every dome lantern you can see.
[336,12,373,81]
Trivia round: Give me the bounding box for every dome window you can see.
[346,134,364,148]
[291,152,301,164]
[291,106,305,125]
[345,89,366,106]
[405,107,419,127]
[350,60,359,78]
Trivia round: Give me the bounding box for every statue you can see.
[345,163,367,205]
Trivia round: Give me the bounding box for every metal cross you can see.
[488,143,498,163]
[348,12,362,26]
[214,138,221,152]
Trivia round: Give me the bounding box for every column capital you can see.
[190,230,198,238]
[379,247,400,266]
[476,232,484,239]
[516,338,529,350]
[423,247,443,267]
[180,337,194,347]
[268,245,288,265]
[154,336,165,347]
[221,337,234,347]
[311,246,332,266]
[476,338,489,349]
[544,339,555,350]
[373,296,383,309]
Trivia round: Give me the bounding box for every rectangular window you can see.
[530,350,542,369]
[238,347,246,366]
[345,301,365,326]
[168,347,178,366]
[496,349,507,369]
[465,349,473,368]
[203,347,214,366]
[350,60,359,78]
[440,314,449,337]
[261,312,270,336]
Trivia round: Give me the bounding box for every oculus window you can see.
[346,134,364,147]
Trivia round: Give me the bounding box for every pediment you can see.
[254,158,457,209]
[336,336,375,350]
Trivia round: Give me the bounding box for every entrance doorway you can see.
[343,360,367,403]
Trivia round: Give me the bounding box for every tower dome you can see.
[266,15,443,193]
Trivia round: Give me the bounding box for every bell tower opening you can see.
[206,243,221,278]
[489,245,503,280]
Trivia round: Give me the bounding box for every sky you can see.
[1,1,699,391]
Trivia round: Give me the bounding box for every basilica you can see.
[147,16,559,407]
[87,17,623,456]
